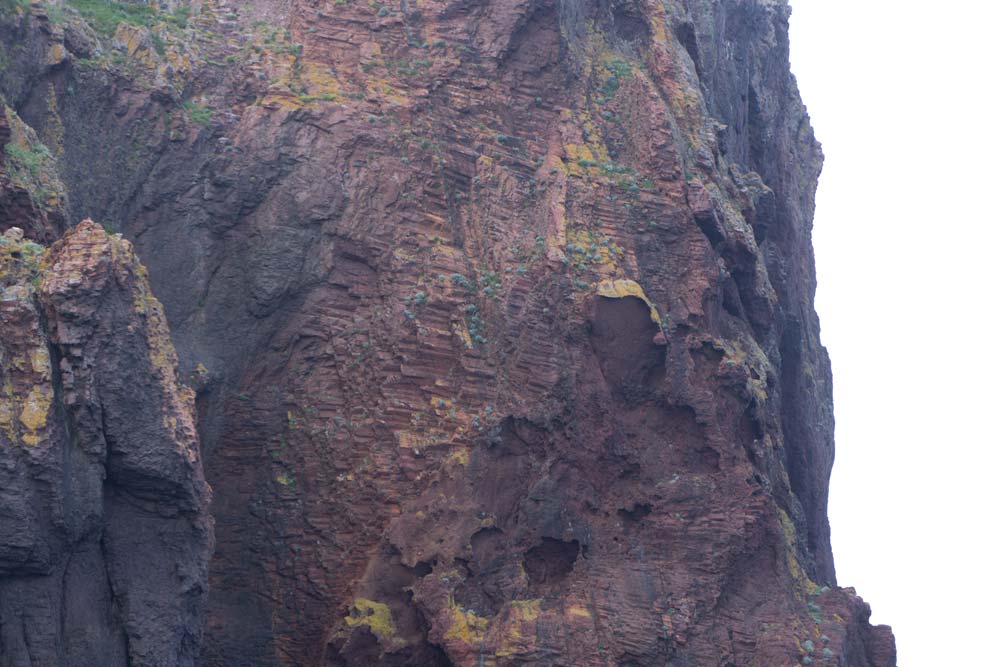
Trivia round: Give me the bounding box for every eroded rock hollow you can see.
[0,0,894,665]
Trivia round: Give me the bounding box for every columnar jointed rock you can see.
[0,222,213,667]
[0,0,893,665]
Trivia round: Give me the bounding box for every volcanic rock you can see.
[0,0,895,665]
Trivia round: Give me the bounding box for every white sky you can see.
[787,1,1000,664]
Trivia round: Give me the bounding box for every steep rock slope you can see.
[0,104,67,241]
[1,0,894,665]
[0,221,213,666]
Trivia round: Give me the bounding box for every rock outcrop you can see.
[0,221,212,666]
[0,0,894,665]
[0,105,67,242]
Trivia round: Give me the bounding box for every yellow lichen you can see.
[453,318,474,349]
[777,508,820,597]
[345,598,397,640]
[595,279,663,325]
[444,597,489,644]
[0,398,13,429]
[29,347,50,375]
[563,139,607,178]
[448,447,470,466]
[492,599,543,658]
[651,17,669,45]
[19,385,51,433]
[42,84,64,157]
[396,431,421,449]
[508,599,541,622]
[565,228,624,275]
[718,338,770,404]
[47,43,67,66]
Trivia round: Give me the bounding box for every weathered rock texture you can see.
[0,105,67,242]
[0,221,213,666]
[1,0,894,665]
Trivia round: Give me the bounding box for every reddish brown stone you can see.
[0,1,894,665]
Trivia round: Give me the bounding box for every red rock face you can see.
[0,0,895,666]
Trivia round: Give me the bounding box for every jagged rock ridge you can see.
[0,0,894,665]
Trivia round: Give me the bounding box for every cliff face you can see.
[0,221,213,666]
[0,1,894,666]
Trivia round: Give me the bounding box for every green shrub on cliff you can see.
[0,0,30,16]
[64,0,190,37]
[3,139,61,208]
[182,100,213,127]
[43,2,66,23]
[4,141,51,181]
[66,0,158,36]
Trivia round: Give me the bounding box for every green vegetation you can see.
[450,273,474,291]
[172,5,189,28]
[406,291,428,306]
[182,100,213,127]
[478,270,501,298]
[384,58,431,76]
[4,141,50,180]
[43,2,66,23]
[464,304,487,346]
[0,0,30,15]
[150,29,166,55]
[807,599,822,623]
[599,58,632,99]
[20,240,44,256]
[600,161,632,177]
[65,0,158,35]
[450,270,503,299]
[64,0,189,37]
[3,139,61,207]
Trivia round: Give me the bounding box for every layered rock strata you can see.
[0,0,894,665]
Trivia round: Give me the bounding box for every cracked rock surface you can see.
[0,221,212,667]
[0,0,894,665]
